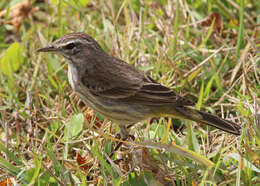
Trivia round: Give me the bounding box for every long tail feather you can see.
[175,107,241,135]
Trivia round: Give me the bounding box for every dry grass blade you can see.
[230,42,251,85]
[137,141,215,169]
[183,46,224,78]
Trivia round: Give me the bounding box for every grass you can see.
[0,0,259,185]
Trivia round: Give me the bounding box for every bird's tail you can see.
[174,106,241,135]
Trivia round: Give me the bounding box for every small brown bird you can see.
[37,32,241,138]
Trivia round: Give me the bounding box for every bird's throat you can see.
[68,63,80,91]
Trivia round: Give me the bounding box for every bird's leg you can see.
[109,124,135,158]
[119,125,129,139]
[118,124,135,140]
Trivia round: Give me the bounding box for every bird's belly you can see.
[75,87,151,124]
[86,94,150,124]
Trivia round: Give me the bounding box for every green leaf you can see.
[187,67,202,82]
[46,55,61,75]
[50,121,60,133]
[204,75,215,99]
[131,0,141,13]
[0,142,22,165]
[28,153,42,185]
[160,0,168,5]
[196,80,204,110]
[187,119,200,153]
[91,144,119,182]
[0,42,23,77]
[0,156,21,175]
[65,113,84,139]
[79,0,90,6]
[46,139,68,180]
[47,75,58,90]
[199,17,215,48]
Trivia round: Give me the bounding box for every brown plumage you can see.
[37,32,241,137]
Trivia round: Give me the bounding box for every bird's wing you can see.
[130,76,195,106]
[81,57,194,106]
[81,57,143,98]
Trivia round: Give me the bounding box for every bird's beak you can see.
[37,45,59,52]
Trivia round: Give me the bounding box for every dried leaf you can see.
[201,13,223,34]
[0,0,40,32]
[76,152,93,172]
[85,109,103,129]
[0,177,16,186]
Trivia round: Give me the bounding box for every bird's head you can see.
[37,32,104,65]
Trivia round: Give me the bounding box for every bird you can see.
[37,32,241,138]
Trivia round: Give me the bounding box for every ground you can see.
[0,0,259,185]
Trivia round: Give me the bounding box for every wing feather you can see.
[81,56,194,106]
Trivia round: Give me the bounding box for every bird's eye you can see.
[63,43,75,50]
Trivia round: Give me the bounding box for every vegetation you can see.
[0,0,259,185]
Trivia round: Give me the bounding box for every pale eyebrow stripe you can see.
[59,38,92,47]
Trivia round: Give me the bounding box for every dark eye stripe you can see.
[63,43,76,50]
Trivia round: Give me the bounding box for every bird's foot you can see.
[109,125,135,158]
